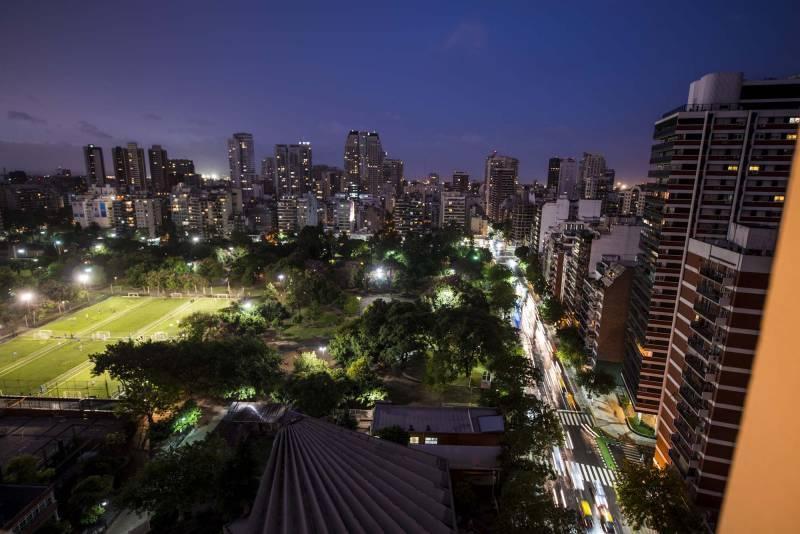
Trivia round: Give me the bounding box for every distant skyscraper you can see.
[274,143,312,198]
[578,152,607,197]
[452,171,469,192]
[148,145,169,194]
[167,159,195,190]
[546,158,561,192]
[261,157,275,183]
[83,144,106,186]
[381,158,403,197]
[343,131,384,195]
[556,157,578,199]
[227,133,256,188]
[112,143,147,192]
[484,152,519,222]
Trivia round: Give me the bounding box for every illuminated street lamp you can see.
[191,236,201,244]
[19,291,35,327]
[277,273,286,282]
[242,301,254,311]
[318,345,327,356]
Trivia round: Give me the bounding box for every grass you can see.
[382,356,484,405]
[0,296,232,397]
[596,435,618,471]
[627,415,657,438]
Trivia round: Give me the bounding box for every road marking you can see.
[568,461,616,487]
[557,410,593,426]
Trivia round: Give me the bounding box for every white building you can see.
[71,186,117,228]
[440,191,466,229]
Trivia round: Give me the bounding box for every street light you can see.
[318,346,327,356]
[192,236,201,244]
[242,301,254,311]
[19,291,35,327]
[277,273,286,282]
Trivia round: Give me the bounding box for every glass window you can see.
[424,437,438,445]
[409,436,419,444]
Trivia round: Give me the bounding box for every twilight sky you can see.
[1,0,798,183]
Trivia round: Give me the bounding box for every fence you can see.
[0,378,122,399]
[0,395,119,412]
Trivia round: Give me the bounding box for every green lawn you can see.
[627,415,657,438]
[0,296,233,397]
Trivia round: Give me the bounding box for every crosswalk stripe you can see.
[567,461,616,487]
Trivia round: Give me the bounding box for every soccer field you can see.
[0,296,233,398]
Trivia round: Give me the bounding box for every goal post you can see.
[126,292,141,297]
[169,292,183,298]
[91,331,111,341]
[152,331,169,341]
[33,330,53,340]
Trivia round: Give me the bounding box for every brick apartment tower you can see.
[625,72,799,516]
[623,72,799,417]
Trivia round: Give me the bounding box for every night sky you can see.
[1,0,797,183]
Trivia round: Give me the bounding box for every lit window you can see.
[788,134,798,141]
[425,437,438,445]
[790,117,800,124]
[748,165,761,172]
[726,165,739,171]
[774,195,785,202]
[409,436,419,444]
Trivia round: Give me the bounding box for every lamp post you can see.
[20,291,35,327]
[78,272,90,301]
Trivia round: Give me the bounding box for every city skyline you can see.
[2,1,798,181]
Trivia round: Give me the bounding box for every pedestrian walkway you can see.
[582,391,656,447]
[619,441,644,464]
[566,460,617,487]
[557,409,593,426]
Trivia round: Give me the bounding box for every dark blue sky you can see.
[1,0,798,183]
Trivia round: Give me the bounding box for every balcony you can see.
[677,401,700,428]
[693,300,719,321]
[685,352,707,377]
[688,334,707,353]
[699,264,726,283]
[690,319,716,342]
[679,383,704,411]
[697,282,722,303]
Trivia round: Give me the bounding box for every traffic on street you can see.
[485,237,633,534]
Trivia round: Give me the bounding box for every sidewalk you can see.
[586,390,656,447]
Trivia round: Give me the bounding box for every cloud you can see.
[443,21,488,51]
[8,110,47,124]
[78,120,113,139]
[143,112,162,121]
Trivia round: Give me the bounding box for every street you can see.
[486,237,635,534]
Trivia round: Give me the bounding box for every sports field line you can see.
[0,299,153,377]
[38,298,220,396]
[43,360,95,391]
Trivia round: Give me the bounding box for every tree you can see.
[513,246,530,260]
[615,461,704,533]
[68,475,113,526]
[284,371,343,417]
[577,368,617,396]
[494,464,579,534]
[375,425,409,445]
[90,340,181,426]
[118,437,232,526]
[539,295,564,324]
[1,454,54,484]
[555,326,587,368]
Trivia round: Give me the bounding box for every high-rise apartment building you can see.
[344,131,384,195]
[381,158,403,198]
[452,171,469,193]
[167,159,195,188]
[648,73,799,517]
[484,152,519,222]
[274,143,313,198]
[148,145,169,194]
[112,143,147,192]
[83,144,106,186]
[546,158,561,192]
[227,133,256,189]
[440,190,467,230]
[578,152,607,197]
[556,158,578,199]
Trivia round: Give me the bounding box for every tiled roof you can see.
[371,404,503,434]
[227,412,457,534]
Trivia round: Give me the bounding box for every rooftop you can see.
[227,410,456,534]
[372,404,504,434]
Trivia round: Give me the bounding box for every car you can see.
[580,499,593,528]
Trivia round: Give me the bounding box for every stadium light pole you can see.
[77,272,90,301]
[19,291,35,327]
